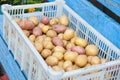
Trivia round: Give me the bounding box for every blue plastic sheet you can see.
[0,36,26,80]
[98,0,120,17]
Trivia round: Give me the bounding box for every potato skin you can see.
[18,19,35,30]
[41,49,52,58]
[52,37,64,46]
[75,55,87,67]
[52,24,67,33]
[71,46,85,55]
[63,29,75,41]
[85,44,98,56]
[46,30,57,38]
[46,56,58,66]
[33,27,42,37]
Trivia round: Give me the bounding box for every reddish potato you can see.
[71,46,85,55]
[52,37,63,46]
[41,16,50,24]
[33,27,42,36]
[18,19,35,30]
[52,24,67,33]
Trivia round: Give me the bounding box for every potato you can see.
[41,49,52,58]
[29,34,36,42]
[63,29,75,41]
[59,14,69,26]
[85,63,91,67]
[71,46,85,55]
[37,23,45,29]
[42,25,50,33]
[64,51,78,62]
[87,56,93,63]
[52,66,63,71]
[63,40,68,47]
[52,37,63,46]
[44,37,52,41]
[75,37,88,48]
[46,56,58,66]
[33,27,42,37]
[34,42,43,53]
[35,35,45,43]
[53,46,65,53]
[85,44,98,56]
[23,30,30,37]
[43,41,54,50]
[66,42,75,50]
[70,37,77,43]
[100,58,107,64]
[66,66,74,72]
[90,56,100,65]
[72,64,79,70]
[63,60,73,70]
[52,24,67,33]
[41,16,50,25]
[58,33,64,40]
[46,30,57,38]
[52,52,63,60]
[49,17,59,25]
[75,55,87,67]
[18,19,35,30]
[58,60,64,68]
[14,18,21,23]
[29,16,39,25]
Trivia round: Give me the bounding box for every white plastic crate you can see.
[1,0,120,80]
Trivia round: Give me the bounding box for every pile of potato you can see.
[14,15,107,72]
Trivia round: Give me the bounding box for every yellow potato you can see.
[75,55,87,67]
[87,56,93,63]
[85,44,98,56]
[100,58,107,64]
[29,16,39,25]
[59,14,69,26]
[63,60,73,70]
[42,25,50,33]
[14,18,21,23]
[63,29,75,41]
[66,42,75,50]
[85,63,91,67]
[37,23,45,29]
[90,56,100,65]
[75,37,88,48]
[29,34,36,42]
[46,30,57,38]
[49,17,59,25]
[58,60,64,68]
[34,43,43,53]
[52,65,63,71]
[44,37,52,41]
[23,30,30,37]
[64,51,78,62]
[46,56,58,66]
[58,33,64,40]
[34,41,43,51]
[41,49,52,58]
[53,46,65,53]
[63,40,68,47]
[52,51,64,60]
[43,41,54,50]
